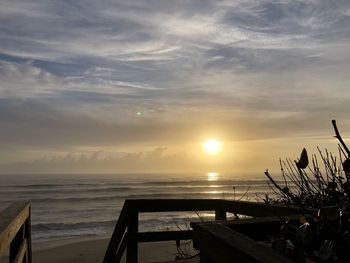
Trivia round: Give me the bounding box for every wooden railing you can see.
[103,199,303,263]
[0,202,32,263]
[191,217,300,263]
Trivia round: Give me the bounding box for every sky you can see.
[1,0,350,174]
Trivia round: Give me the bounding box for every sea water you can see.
[0,173,272,242]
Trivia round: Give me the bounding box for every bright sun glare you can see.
[202,139,222,155]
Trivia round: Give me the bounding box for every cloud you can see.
[0,148,198,174]
[0,60,59,98]
[0,0,350,171]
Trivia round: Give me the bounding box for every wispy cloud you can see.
[0,0,350,172]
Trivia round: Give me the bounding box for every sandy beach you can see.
[0,237,195,263]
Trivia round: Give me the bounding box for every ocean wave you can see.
[1,188,274,203]
[3,179,272,189]
[6,183,99,188]
[0,186,134,194]
[0,184,272,196]
[129,179,271,186]
[32,220,117,231]
[32,214,203,233]
[0,174,276,242]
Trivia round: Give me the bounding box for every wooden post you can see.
[25,206,32,263]
[126,209,138,263]
[9,225,24,262]
[103,203,128,263]
[0,203,31,262]
[215,210,226,221]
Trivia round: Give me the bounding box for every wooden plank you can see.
[115,234,127,263]
[12,239,27,263]
[103,204,129,263]
[226,216,299,240]
[0,203,30,257]
[126,209,138,263]
[9,225,24,263]
[220,200,305,217]
[192,223,295,263]
[192,216,301,240]
[193,229,249,263]
[25,208,32,263]
[215,210,226,221]
[192,215,300,227]
[125,199,303,217]
[104,199,304,263]
[126,199,222,212]
[225,201,302,217]
[137,230,192,242]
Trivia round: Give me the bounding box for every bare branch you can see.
[332,119,350,157]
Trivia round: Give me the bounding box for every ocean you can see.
[0,173,272,242]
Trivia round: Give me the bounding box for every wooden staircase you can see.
[103,199,303,263]
[0,199,304,263]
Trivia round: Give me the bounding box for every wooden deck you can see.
[191,217,298,263]
[104,199,304,263]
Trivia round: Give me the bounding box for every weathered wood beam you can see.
[104,199,305,263]
[0,202,30,257]
[25,208,32,263]
[12,239,27,263]
[137,230,192,243]
[103,203,129,263]
[126,209,138,263]
[192,223,295,263]
[115,234,127,263]
[126,199,303,217]
[215,210,226,220]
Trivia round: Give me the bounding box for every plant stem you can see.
[332,119,350,157]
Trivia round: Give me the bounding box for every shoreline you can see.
[32,235,110,252]
[1,236,194,263]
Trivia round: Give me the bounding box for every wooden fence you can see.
[103,199,303,263]
[0,202,32,263]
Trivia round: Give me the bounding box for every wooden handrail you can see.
[0,202,32,263]
[12,239,27,263]
[115,234,127,263]
[103,202,129,263]
[125,199,303,216]
[192,222,295,263]
[104,199,303,263]
[137,230,192,243]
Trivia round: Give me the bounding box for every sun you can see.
[202,139,222,155]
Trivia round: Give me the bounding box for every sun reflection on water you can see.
[207,172,219,181]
